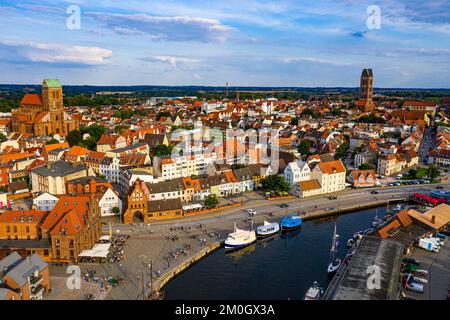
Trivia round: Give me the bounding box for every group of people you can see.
[170,244,191,260]
[108,235,128,263]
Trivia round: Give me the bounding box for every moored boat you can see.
[256,221,280,238]
[304,281,323,300]
[225,222,257,250]
[346,238,355,249]
[280,214,302,231]
[327,222,341,276]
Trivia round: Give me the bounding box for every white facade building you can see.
[33,192,59,211]
[98,188,122,217]
[284,160,311,186]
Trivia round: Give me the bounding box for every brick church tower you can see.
[42,79,65,136]
[356,68,375,113]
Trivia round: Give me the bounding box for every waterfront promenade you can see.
[47,183,448,300]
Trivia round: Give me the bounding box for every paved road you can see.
[103,183,450,234]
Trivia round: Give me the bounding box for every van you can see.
[406,282,424,294]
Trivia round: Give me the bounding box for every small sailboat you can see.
[304,281,324,300]
[371,215,384,228]
[256,221,280,238]
[280,213,302,232]
[225,222,257,250]
[327,222,341,276]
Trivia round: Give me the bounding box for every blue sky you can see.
[0,0,449,87]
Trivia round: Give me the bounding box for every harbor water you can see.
[164,206,387,300]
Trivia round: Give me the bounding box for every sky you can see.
[0,0,449,88]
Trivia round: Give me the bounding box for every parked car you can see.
[280,204,289,208]
[402,258,420,266]
[436,185,444,189]
[405,281,424,294]
[246,209,256,216]
[371,190,379,194]
[328,196,337,200]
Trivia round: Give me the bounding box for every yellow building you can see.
[11,79,78,137]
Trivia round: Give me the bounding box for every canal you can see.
[163,206,388,300]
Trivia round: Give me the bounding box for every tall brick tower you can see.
[42,79,64,135]
[356,69,375,112]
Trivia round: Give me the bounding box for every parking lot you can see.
[403,237,450,300]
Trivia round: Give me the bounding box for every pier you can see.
[322,236,404,300]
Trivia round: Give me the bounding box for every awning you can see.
[182,203,203,210]
[78,243,111,258]
[99,235,111,241]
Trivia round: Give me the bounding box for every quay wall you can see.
[153,240,223,295]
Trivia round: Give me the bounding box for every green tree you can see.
[156,111,172,121]
[0,132,7,142]
[112,207,120,215]
[298,140,312,157]
[46,138,60,145]
[261,175,290,193]
[335,141,349,160]
[67,130,83,146]
[427,165,441,180]
[358,163,373,170]
[80,124,106,142]
[114,125,129,134]
[204,194,219,209]
[154,144,174,156]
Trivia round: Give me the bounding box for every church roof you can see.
[361,68,373,77]
[20,94,43,106]
[43,79,61,88]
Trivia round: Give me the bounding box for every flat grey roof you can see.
[326,236,404,300]
[31,160,87,177]
[0,239,52,249]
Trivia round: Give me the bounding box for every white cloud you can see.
[86,12,235,42]
[0,40,112,65]
[278,56,351,66]
[145,55,200,67]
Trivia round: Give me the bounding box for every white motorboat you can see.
[304,281,324,300]
[225,222,257,249]
[256,221,280,238]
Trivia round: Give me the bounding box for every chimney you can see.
[46,162,51,169]
[431,215,436,224]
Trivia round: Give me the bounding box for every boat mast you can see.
[329,222,336,264]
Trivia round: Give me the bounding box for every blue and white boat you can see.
[225,222,257,249]
[256,221,280,238]
[280,214,302,231]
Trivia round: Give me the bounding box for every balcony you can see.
[30,283,44,297]
[29,274,43,285]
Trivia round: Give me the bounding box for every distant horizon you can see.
[1,83,450,91]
